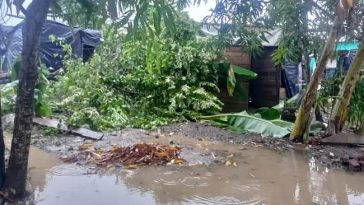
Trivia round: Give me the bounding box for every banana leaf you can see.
[254,107,280,120]
[201,111,291,138]
[215,62,257,100]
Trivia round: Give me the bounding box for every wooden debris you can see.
[321,132,364,146]
[348,159,361,172]
[33,117,104,140]
[341,153,364,172]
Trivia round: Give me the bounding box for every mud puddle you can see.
[28,145,364,205]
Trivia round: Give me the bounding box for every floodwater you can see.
[28,146,364,205]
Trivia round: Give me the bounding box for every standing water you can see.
[28,146,364,205]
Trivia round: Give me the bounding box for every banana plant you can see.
[215,61,257,99]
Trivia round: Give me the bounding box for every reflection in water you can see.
[28,146,364,205]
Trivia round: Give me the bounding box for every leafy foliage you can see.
[254,107,281,120]
[348,76,364,130]
[203,0,269,57]
[1,61,51,117]
[318,70,344,106]
[48,14,225,130]
[319,71,364,132]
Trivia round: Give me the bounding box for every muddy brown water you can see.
[28,145,364,205]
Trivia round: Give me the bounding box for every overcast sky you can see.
[2,0,215,26]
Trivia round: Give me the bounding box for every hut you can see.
[202,27,284,111]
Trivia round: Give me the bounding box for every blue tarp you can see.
[336,41,359,51]
[0,20,102,72]
[282,63,299,98]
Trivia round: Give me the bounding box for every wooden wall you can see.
[250,47,280,107]
[218,47,251,112]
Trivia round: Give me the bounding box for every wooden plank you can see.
[321,132,364,146]
[224,47,251,67]
[33,118,104,140]
[250,47,279,107]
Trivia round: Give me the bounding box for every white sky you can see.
[2,0,215,26]
[184,0,215,22]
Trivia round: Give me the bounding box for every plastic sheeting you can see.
[342,50,357,72]
[0,20,101,72]
[282,63,299,98]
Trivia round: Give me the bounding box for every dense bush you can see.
[48,14,223,130]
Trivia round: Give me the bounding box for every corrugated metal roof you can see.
[200,24,281,47]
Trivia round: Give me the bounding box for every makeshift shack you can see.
[215,29,300,109]
[0,20,102,73]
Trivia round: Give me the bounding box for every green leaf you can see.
[227,66,236,96]
[201,111,291,138]
[232,82,248,100]
[10,58,21,81]
[271,119,293,131]
[254,107,280,120]
[0,81,18,96]
[231,64,257,79]
[35,102,52,117]
[115,11,133,27]
[153,9,162,36]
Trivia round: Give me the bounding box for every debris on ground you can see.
[62,143,184,168]
[321,132,364,146]
[28,122,364,171]
[341,152,364,172]
[33,117,104,140]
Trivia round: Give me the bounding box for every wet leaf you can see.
[61,156,78,163]
[86,143,184,167]
[79,143,94,151]
[91,152,102,159]
[225,160,232,166]
[125,164,139,169]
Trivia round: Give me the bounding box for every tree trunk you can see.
[0,93,5,187]
[330,41,364,133]
[2,0,52,198]
[290,16,347,141]
[301,0,311,84]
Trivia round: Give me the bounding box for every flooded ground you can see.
[1,121,362,205]
[28,145,364,205]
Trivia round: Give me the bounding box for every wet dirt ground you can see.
[3,121,364,204]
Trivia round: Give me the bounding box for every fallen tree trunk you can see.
[33,118,104,140]
[290,1,351,140]
[330,41,364,133]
